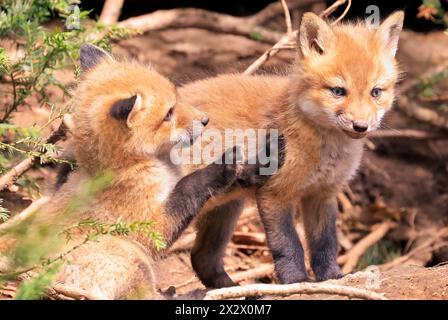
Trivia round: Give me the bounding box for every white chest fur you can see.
[303,132,364,193]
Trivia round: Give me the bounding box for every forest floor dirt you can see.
[1,23,448,299]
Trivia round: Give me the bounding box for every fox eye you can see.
[330,87,347,97]
[164,107,174,121]
[371,87,382,98]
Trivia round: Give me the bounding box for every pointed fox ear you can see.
[110,94,143,128]
[80,44,113,73]
[298,12,334,58]
[378,11,404,57]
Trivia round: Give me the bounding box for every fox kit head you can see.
[73,44,208,171]
[291,11,404,139]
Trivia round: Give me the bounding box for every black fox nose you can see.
[201,116,209,126]
[352,121,368,133]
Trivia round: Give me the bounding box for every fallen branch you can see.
[340,221,395,273]
[0,196,50,233]
[118,1,324,45]
[380,228,448,271]
[99,0,124,25]
[119,8,283,44]
[204,282,387,300]
[0,121,68,192]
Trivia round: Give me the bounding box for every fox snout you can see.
[336,112,376,139]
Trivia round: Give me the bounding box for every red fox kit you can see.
[0,45,274,299]
[180,12,404,287]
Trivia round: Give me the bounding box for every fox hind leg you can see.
[191,200,243,288]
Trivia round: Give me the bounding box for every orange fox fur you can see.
[180,12,405,287]
[0,46,247,299]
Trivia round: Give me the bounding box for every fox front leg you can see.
[256,193,308,283]
[301,195,343,281]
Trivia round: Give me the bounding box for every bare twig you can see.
[99,0,125,25]
[319,0,347,19]
[0,196,50,233]
[243,0,352,74]
[0,121,68,192]
[45,283,103,300]
[244,32,296,75]
[340,221,395,273]
[231,264,274,284]
[279,0,293,35]
[247,0,321,26]
[204,282,387,300]
[232,231,266,246]
[332,0,352,24]
[169,232,196,252]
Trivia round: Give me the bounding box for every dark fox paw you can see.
[315,267,344,282]
[237,134,286,188]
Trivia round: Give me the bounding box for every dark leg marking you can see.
[257,198,308,283]
[302,196,343,281]
[191,200,244,288]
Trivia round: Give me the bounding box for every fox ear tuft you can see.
[378,11,404,57]
[110,94,142,128]
[80,44,113,73]
[298,12,334,58]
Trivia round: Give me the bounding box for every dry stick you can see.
[0,121,67,192]
[0,196,50,233]
[169,232,196,252]
[320,0,347,18]
[231,264,274,284]
[244,32,296,75]
[243,0,349,75]
[99,0,125,25]
[117,0,321,45]
[380,228,448,271]
[279,0,293,35]
[118,8,283,45]
[332,0,351,24]
[247,0,321,26]
[45,283,102,300]
[340,221,395,273]
[204,282,387,300]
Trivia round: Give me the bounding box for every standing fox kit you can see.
[181,12,405,286]
[1,45,271,299]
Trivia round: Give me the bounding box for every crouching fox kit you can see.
[0,45,274,299]
[181,12,404,287]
